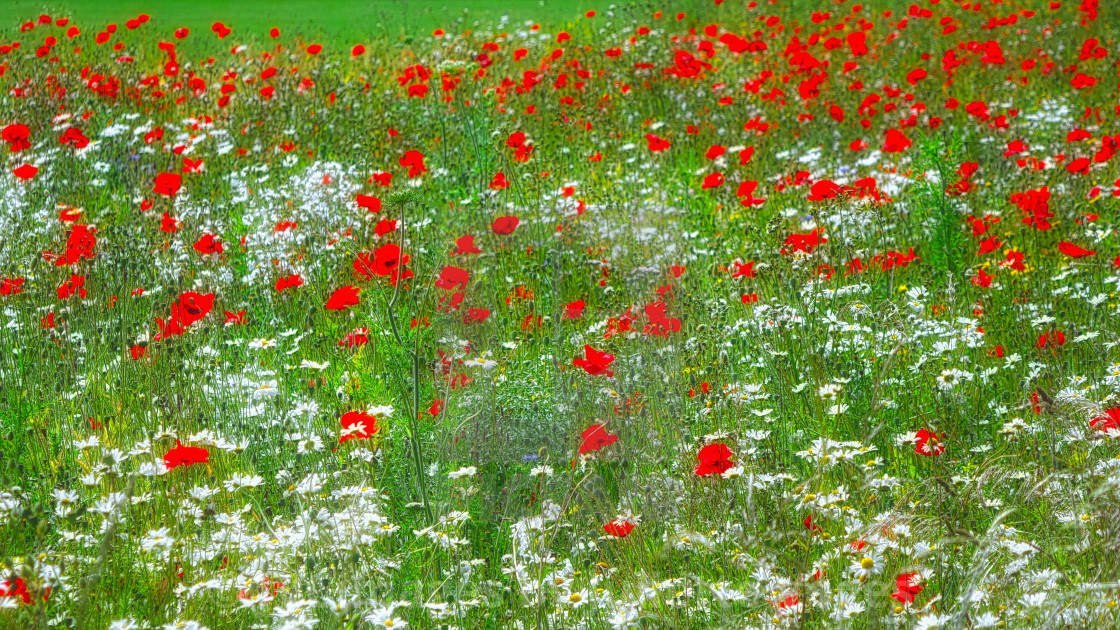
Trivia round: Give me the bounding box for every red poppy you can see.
[1037,330,1065,348]
[807,180,843,201]
[2,124,30,151]
[375,219,397,236]
[354,244,408,280]
[731,260,757,278]
[57,274,86,299]
[429,399,444,416]
[224,310,247,325]
[164,441,209,469]
[1058,242,1095,258]
[339,411,379,443]
[701,172,725,189]
[491,216,520,235]
[356,194,381,212]
[646,134,670,152]
[563,300,586,319]
[59,128,89,149]
[603,520,635,538]
[51,224,97,266]
[782,228,827,255]
[436,266,470,290]
[13,164,38,180]
[464,309,490,324]
[579,424,618,454]
[339,328,370,347]
[694,443,734,476]
[573,344,614,377]
[1090,409,1120,433]
[325,285,360,310]
[452,234,482,255]
[489,172,510,190]
[891,572,923,603]
[914,429,945,456]
[399,150,428,177]
[155,292,215,340]
[193,234,223,255]
[275,275,303,292]
[971,269,994,288]
[153,172,182,196]
[0,278,24,295]
[883,128,912,153]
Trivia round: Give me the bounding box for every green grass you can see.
[9,0,614,39]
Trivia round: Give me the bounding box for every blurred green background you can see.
[7,0,624,40]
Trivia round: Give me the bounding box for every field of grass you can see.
[8,0,615,39]
[1,0,1120,629]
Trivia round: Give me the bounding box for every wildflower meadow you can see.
[1,1,1120,628]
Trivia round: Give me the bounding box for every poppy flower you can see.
[464,309,490,324]
[375,219,397,236]
[452,234,482,255]
[491,216,520,235]
[51,224,97,266]
[354,244,408,280]
[325,285,360,310]
[694,443,734,476]
[563,300,586,319]
[57,274,86,299]
[160,213,179,233]
[731,260,756,278]
[0,278,24,295]
[883,128,912,153]
[891,572,923,603]
[971,269,994,288]
[339,328,370,347]
[646,134,670,152]
[701,172,725,189]
[573,344,614,377]
[153,172,182,196]
[339,411,379,443]
[579,424,618,454]
[193,234,223,255]
[1,124,30,151]
[1065,157,1091,175]
[356,194,381,212]
[1037,330,1065,348]
[224,310,247,325]
[603,519,635,538]
[435,266,470,290]
[399,150,428,177]
[489,172,510,190]
[846,31,868,56]
[1058,242,1095,258]
[914,429,945,456]
[807,180,843,201]
[275,275,303,292]
[1090,409,1120,433]
[59,128,90,149]
[164,441,209,469]
[782,228,827,255]
[13,164,38,180]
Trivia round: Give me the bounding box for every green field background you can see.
[8,0,623,39]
